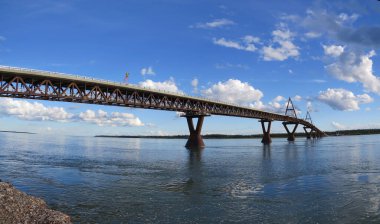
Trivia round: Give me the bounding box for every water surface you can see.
[1,133,380,223]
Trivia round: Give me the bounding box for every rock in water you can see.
[0,181,71,224]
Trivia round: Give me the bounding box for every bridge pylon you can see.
[260,119,272,145]
[285,97,297,118]
[182,112,210,149]
[283,97,299,141]
[303,111,315,139]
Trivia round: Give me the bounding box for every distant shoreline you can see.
[95,129,380,139]
[0,130,35,134]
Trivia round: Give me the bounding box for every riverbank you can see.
[0,181,71,224]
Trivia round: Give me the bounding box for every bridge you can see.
[0,65,325,148]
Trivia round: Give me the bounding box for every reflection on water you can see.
[262,145,271,160]
[1,133,380,223]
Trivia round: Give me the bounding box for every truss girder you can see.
[0,72,325,135]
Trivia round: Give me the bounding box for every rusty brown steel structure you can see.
[0,66,325,148]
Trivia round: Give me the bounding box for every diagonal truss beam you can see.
[0,66,325,136]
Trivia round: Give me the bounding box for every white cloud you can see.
[323,44,344,57]
[0,98,144,127]
[138,78,182,93]
[79,109,143,127]
[305,31,321,38]
[317,88,373,111]
[191,78,198,93]
[213,35,259,52]
[289,9,380,95]
[192,18,235,29]
[306,101,313,112]
[325,48,380,94]
[201,79,263,105]
[175,111,185,118]
[331,121,347,130]
[273,96,286,102]
[0,98,73,121]
[262,26,300,61]
[140,66,156,76]
[249,95,299,115]
[243,35,260,44]
[301,9,380,48]
[191,78,198,88]
[294,95,302,101]
[267,95,287,113]
[337,13,359,24]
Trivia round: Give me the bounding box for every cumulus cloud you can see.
[306,101,313,112]
[331,121,347,130]
[201,79,263,105]
[0,98,73,121]
[191,78,198,93]
[265,95,287,113]
[249,95,301,115]
[192,18,235,29]
[0,98,144,127]
[324,48,380,94]
[79,109,143,127]
[317,88,373,111]
[138,78,182,93]
[140,66,156,76]
[213,35,260,52]
[300,9,380,48]
[287,9,380,95]
[305,31,321,38]
[262,25,300,61]
[293,95,302,101]
[323,44,344,57]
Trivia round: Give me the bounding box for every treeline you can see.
[325,129,380,136]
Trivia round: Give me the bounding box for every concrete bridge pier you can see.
[260,119,272,145]
[183,113,209,149]
[303,126,313,139]
[283,122,299,141]
[312,131,317,139]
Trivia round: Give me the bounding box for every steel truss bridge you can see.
[0,65,325,148]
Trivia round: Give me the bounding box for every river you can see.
[1,132,379,223]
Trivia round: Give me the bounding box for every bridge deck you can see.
[0,65,324,134]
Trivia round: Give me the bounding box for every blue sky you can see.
[0,0,380,136]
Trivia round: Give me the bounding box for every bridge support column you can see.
[303,126,313,139]
[260,119,272,145]
[183,113,209,149]
[283,122,298,141]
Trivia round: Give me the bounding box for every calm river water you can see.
[1,132,380,223]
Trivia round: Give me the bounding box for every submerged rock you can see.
[0,182,71,224]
